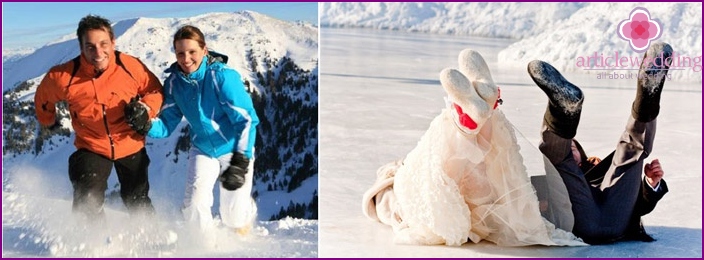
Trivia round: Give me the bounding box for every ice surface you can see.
[319,28,701,258]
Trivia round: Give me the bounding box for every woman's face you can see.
[174,39,206,74]
[570,140,582,165]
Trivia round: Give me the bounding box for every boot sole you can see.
[458,49,499,106]
[527,60,584,114]
[638,42,673,95]
[440,68,491,119]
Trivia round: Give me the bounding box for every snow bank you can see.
[321,2,586,39]
[497,2,702,83]
[321,2,702,82]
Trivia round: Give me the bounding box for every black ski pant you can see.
[68,148,154,220]
[539,116,655,244]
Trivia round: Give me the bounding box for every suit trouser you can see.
[539,117,656,242]
[182,147,257,230]
[68,148,154,220]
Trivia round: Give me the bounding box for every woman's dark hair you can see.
[173,25,206,50]
[76,15,114,46]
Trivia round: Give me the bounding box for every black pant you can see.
[539,117,655,243]
[68,148,154,219]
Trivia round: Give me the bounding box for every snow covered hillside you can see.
[321,2,702,83]
[2,47,35,64]
[2,11,318,257]
[3,11,318,91]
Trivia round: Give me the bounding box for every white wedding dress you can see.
[362,49,585,247]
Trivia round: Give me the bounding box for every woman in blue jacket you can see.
[125,25,259,234]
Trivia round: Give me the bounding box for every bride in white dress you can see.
[362,49,585,247]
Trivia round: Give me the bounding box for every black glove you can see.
[124,96,151,135]
[46,117,63,131]
[219,152,249,191]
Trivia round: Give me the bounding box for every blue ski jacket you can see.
[148,53,259,159]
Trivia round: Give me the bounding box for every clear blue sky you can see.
[2,2,318,50]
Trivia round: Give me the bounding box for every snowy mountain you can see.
[321,2,702,83]
[2,11,318,257]
[3,12,318,91]
[2,47,36,64]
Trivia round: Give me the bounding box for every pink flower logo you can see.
[617,7,662,53]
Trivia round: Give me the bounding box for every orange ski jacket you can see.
[35,51,163,160]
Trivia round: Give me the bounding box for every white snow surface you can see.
[319,27,701,258]
[2,129,318,258]
[2,47,35,64]
[321,2,702,82]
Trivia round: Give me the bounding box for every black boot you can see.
[528,60,584,139]
[633,42,673,122]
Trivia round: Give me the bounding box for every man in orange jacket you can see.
[34,15,163,221]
